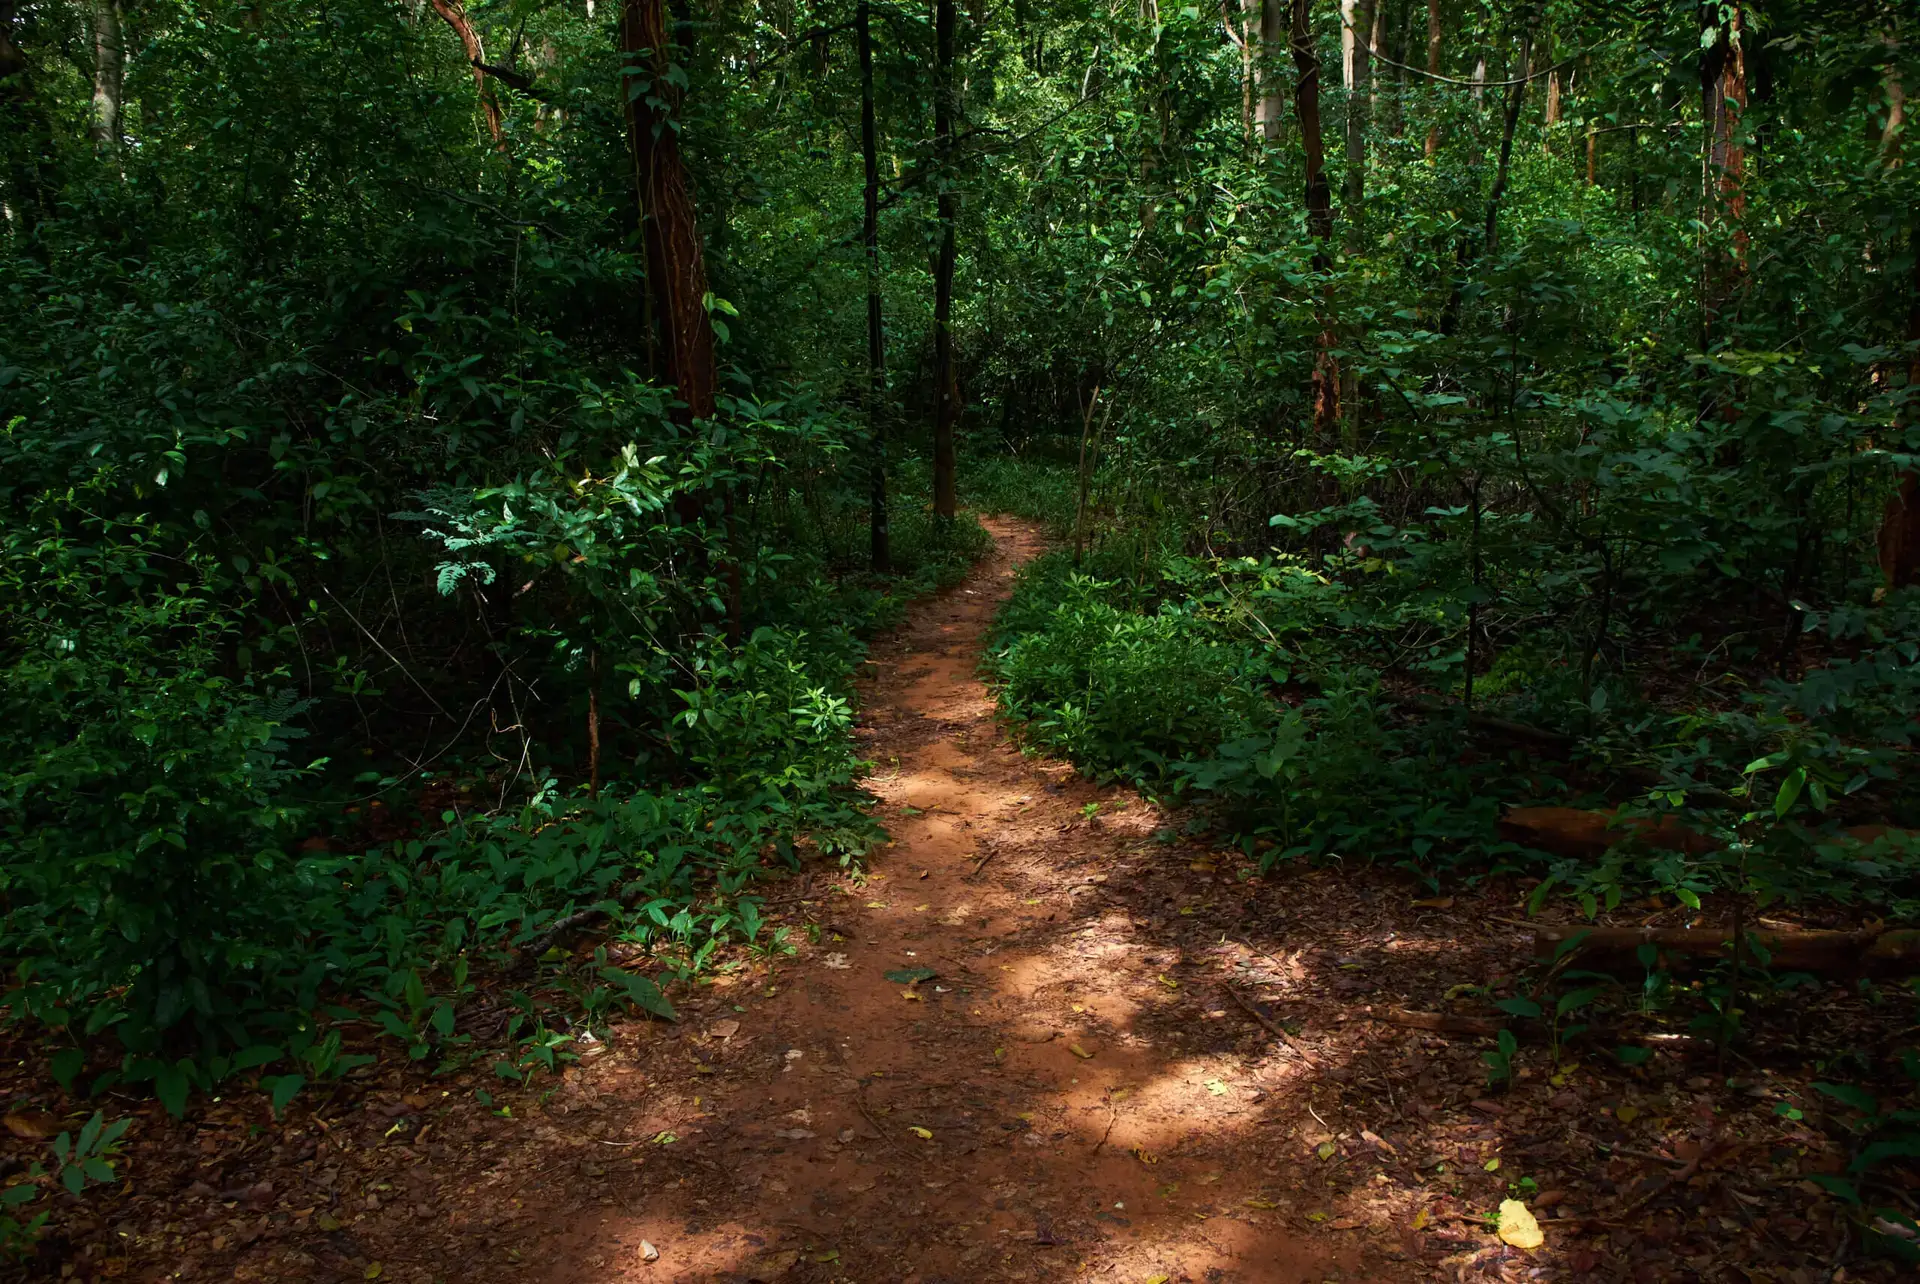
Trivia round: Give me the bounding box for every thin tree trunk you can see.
[931,0,959,522]
[1422,0,1440,160]
[859,0,890,571]
[87,0,125,148]
[1482,12,1536,257]
[1258,0,1287,145]
[1885,66,1906,155]
[1586,116,1597,183]
[428,0,504,141]
[1,0,54,232]
[1340,0,1371,226]
[1292,0,1340,448]
[1543,66,1560,154]
[1699,0,1748,344]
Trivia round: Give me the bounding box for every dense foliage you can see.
[3,0,1919,1246]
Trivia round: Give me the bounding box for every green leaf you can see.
[601,967,677,1021]
[1813,1082,1879,1115]
[263,1074,305,1114]
[154,1060,191,1119]
[1493,997,1541,1019]
[50,1047,85,1094]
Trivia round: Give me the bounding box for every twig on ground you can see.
[1223,984,1321,1068]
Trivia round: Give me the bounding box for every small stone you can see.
[639,1240,659,1263]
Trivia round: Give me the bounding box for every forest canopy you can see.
[2,0,1919,1264]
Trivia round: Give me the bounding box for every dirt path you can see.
[28,518,1895,1284]
[520,518,1403,1283]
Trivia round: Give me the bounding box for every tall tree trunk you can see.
[1482,12,1535,256]
[1292,0,1340,448]
[1699,0,1747,344]
[428,0,504,141]
[1543,66,1560,154]
[621,0,731,630]
[1340,0,1370,226]
[1422,0,1440,160]
[1257,0,1287,145]
[0,0,54,233]
[858,0,890,570]
[931,0,958,521]
[87,0,125,148]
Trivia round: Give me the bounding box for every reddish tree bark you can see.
[621,0,716,425]
[1422,0,1440,160]
[427,0,503,141]
[1291,0,1340,446]
[1699,1,1748,341]
[930,0,958,521]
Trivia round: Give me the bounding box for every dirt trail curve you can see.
[521,518,1425,1284]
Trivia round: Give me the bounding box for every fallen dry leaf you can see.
[1497,1199,1544,1250]
[3,1110,62,1140]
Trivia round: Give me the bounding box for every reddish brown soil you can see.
[11,517,1904,1284]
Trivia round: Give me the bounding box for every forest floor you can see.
[12,518,1897,1284]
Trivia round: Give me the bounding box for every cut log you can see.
[1533,924,1920,973]
[1499,806,1721,860]
[1499,806,1912,863]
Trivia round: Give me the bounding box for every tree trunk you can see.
[0,0,54,232]
[428,0,504,141]
[1482,12,1535,257]
[1340,0,1370,226]
[1422,0,1440,160]
[1291,0,1340,448]
[621,0,731,631]
[1699,0,1747,343]
[931,0,959,521]
[1257,0,1287,146]
[87,0,125,148]
[1877,210,1920,591]
[1543,66,1560,154]
[858,0,890,571]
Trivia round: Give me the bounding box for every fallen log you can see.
[1499,805,1720,860]
[1499,805,1914,863]
[1532,924,1920,973]
[1364,1006,1504,1037]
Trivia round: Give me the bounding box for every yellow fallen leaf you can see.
[1497,1200,1544,1250]
[1316,1141,1337,1160]
[1306,1211,1329,1223]
[1188,860,1216,872]
[1411,1207,1430,1231]
[1069,1043,1094,1059]
[1146,1275,1172,1284]
[1244,1198,1278,1210]
[365,1267,384,1282]
[1205,1078,1228,1096]
[1483,1157,1501,1172]
[908,1126,932,1140]
[913,904,930,912]
[316,1214,341,1232]
[1132,1146,1158,1165]
[1016,1112,1034,1121]
[1157,975,1178,990]
[1412,896,1455,909]
[1615,1105,1640,1124]
[1071,1003,1086,1013]
[865,901,888,909]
